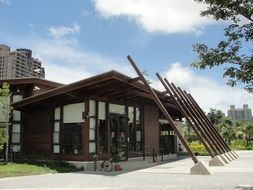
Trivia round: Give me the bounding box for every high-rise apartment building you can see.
[227,104,252,120]
[0,44,45,79]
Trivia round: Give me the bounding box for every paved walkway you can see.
[0,151,253,190]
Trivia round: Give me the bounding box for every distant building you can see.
[0,44,45,79]
[227,104,252,120]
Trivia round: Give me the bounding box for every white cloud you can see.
[44,63,92,84]
[9,36,133,84]
[31,39,134,83]
[3,21,135,84]
[0,0,10,5]
[48,23,81,38]
[93,0,214,34]
[164,62,193,89]
[154,62,253,114]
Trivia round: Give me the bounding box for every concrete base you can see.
[222,153,233,162]
[209,156,226,166]
[228,151,237,160]
[220,154,230,164]
[225,152,234,161]
[231,151,239,159]
[190,161,213,175]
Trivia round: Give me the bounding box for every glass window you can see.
[53,133,59,143]
[90,118,96,129]
[13,110,21,121]
[11,123,21,144]
[89,100,96,116]
[109,104,125,114]
[54,107,60,120]
[89,142,96,153]
[61,123,83,154]
[12,145,20,152]
[12,133,20,143]
[136,108,140,121]
[53,145,60,153]
[63,103,85,123]
[12,124,20,133]
[129,107,142,152]
[89,129,95,141]
[89,107,96,151]
[53,113,60,153]
[13,95,22,103]
[128,107,134,123]
[54,122,60,132]
[98,102,106,120]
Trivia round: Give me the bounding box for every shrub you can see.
[190,142,209,156]
[231,140,253,150]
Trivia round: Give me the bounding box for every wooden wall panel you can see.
[22,108,52,157]
[143,105,159,152]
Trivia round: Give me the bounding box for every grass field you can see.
[0,161,83,178]
[0,163,57,177]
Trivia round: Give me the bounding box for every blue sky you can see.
[1,0,252,113]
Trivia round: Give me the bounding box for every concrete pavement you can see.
[0,151,253,190]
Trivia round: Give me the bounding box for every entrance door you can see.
[110,114,128,160]
[160,124,175,154]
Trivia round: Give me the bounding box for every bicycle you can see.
[93,152,113,172]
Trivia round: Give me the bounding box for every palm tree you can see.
[221,118,235,145]
[207,108,225,125]
[244,123,253,147]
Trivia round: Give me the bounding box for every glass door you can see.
[160,123,175,154]
[110,114,128,160]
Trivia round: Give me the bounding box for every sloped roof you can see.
[0,77,63,88]
[12,70,180,114]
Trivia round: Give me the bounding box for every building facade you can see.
[0,44,45,79]
[1,71,183,161]
[227,104,252,120]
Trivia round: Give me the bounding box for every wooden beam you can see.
[65,92,80,99]
[161,77,216,157]
[128,77,141,83]
[127,55,198,164]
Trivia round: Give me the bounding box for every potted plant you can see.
[73,145,79,154]
[112,153,122,171]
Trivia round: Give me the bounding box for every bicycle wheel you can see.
[103,160,113,172]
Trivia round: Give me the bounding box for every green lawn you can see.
[0,161,83,178]
[0,163,57,177]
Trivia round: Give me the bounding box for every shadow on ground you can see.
[74,156,190,176]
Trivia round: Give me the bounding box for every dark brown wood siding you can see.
[22,108,53,157]
[143,105,159,152]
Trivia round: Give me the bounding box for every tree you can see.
[0,82,12,163]
[220,118,235,145]
[240,122,253,146]
[182,122,198,142]
[207,108,225,125]
[245,124,253,146]
[192,0,253,92]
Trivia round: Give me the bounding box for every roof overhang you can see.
[12,70,180,115]
[0,77,63,88]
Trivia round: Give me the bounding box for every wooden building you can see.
[1,70,183,161]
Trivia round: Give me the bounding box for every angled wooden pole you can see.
[127,55,198,164]
[172,84,227,155]
[156,73,215,157]
[167,79,221,156]
[187,93,238,158]
[187,92,232,152]
[177,88,228,154]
